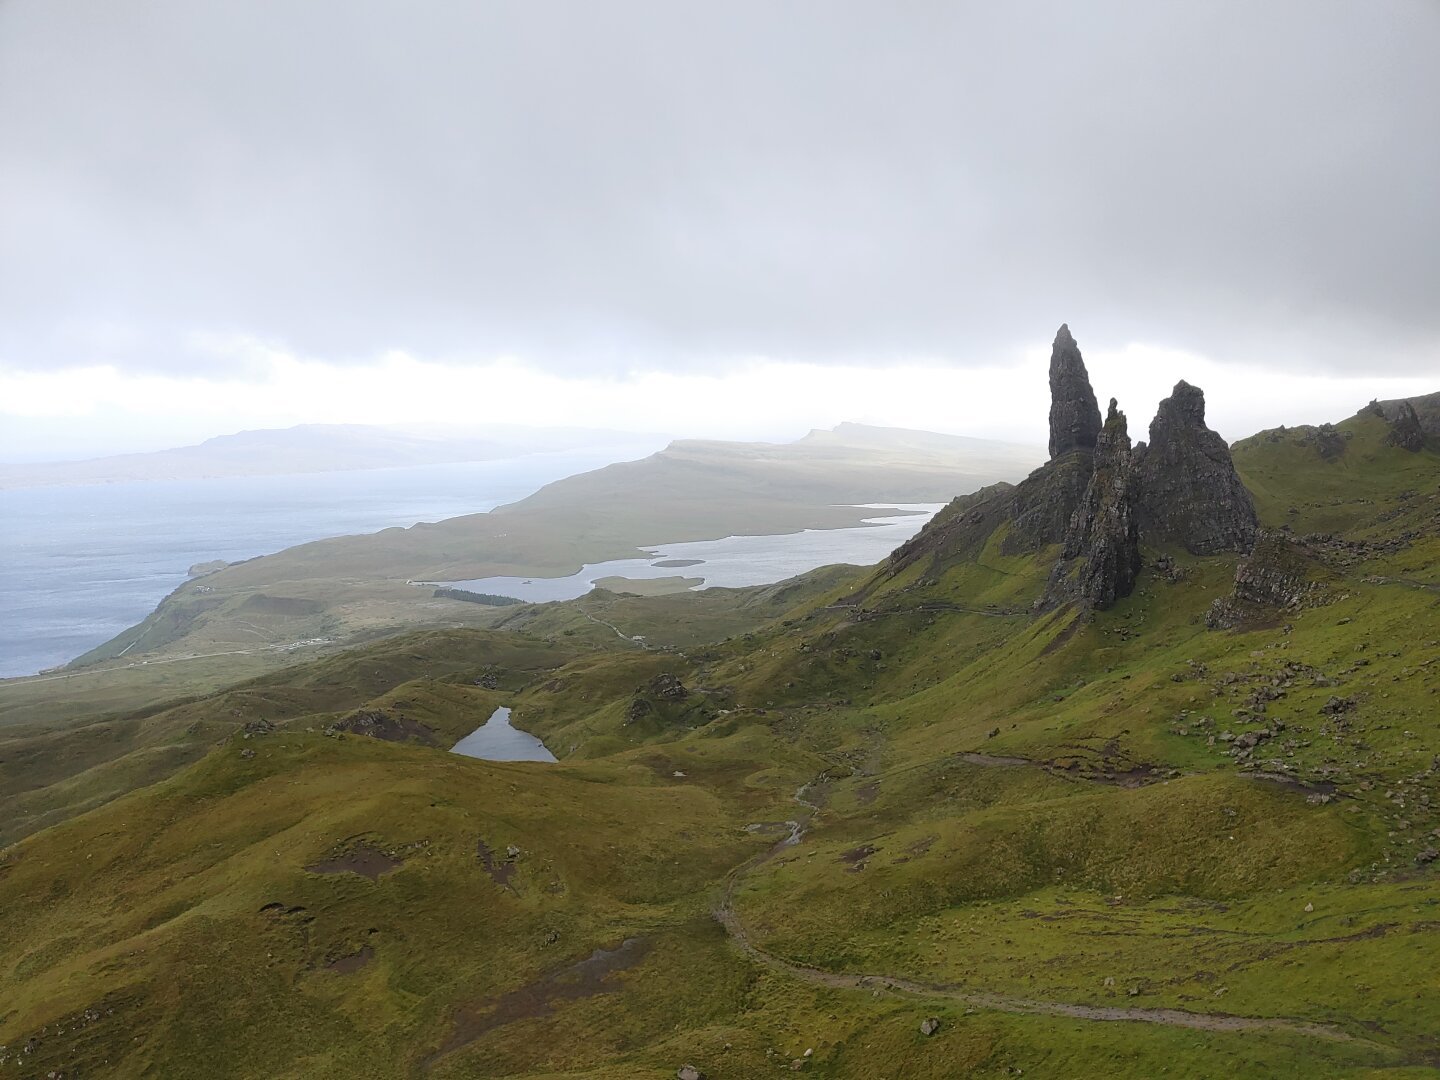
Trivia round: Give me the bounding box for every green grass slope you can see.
[2,402,1439,1077]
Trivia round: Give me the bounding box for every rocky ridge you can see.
[1378,391,1440,441]
[889,324,1259,614]
[1036,328,1257,611]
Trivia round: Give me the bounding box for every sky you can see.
[2,1,1437,460]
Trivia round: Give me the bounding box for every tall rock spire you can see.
[1132,380,1259,555]
[1047,324,1103,460]
[1040,398,1141,611]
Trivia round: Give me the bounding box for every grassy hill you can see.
[23,424,1037,706]
[1,401,1438,1077]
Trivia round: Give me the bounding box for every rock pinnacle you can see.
[1047,324,1103,460]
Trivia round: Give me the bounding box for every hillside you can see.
[2,331,1438,1078]
[25,424,1037,698]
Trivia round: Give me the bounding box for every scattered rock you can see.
[328,709,439,746]
[649,673,689,700]
[919,1017,941,1037]
[677,1066,704,1080]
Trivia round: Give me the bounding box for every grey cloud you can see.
[1,1,1437,376]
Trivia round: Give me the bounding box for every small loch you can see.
[451,706,557,763]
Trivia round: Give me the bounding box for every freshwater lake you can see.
[436,504,942,603]
[451,706,557,762]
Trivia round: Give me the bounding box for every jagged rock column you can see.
[1040,399,1141,610]
[1133,380,1259,555]
[1002,324,1105,554]
[1047,324,1103,459]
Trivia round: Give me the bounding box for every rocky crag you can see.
[1047,323,1102,458]
[1042,399,1141,609]
[1035,328,1257,611]
[1378,391,1440,441]
[1385,400,1426,452]
[1205,529,1330,630]
[892,324,1259,614]
[1131,380,1259,555]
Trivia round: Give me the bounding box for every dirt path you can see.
[715,784,1382,1048]
[577,610,646,647]
[6,638,332,685]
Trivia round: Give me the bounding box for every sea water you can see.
[0,446,658,678]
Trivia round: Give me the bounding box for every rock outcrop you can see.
[1378,391,1440,439]
[1000,452,1096,555]
[1040,400,1141,610]
[1047,324,1103,459]
[999,325,1105,554]
[1132,381,1258,555]
[1206,529,1328,629]
[1385,400,1426,452]
[886,324,1265,615]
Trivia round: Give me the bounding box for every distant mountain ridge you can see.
[0,422,662,489]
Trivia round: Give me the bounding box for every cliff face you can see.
[1040,399,1141,610]
[1132,381,1259,556]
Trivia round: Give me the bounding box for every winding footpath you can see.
[714,784,1388,1051]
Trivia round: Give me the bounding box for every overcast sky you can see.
[2,1,1437,459]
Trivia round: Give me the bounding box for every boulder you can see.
[919,1017,941,1037]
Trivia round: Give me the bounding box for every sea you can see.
[0,445,661,679]
[0,450,939,680]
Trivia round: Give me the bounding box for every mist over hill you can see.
[0,422,664,489]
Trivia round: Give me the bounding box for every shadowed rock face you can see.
[1047,324,1103,460]
[1040,399,1141,610]
[995,325,1104,555]
[999,452,1096,555]
[1386,401,1426,452]
[891,326,1262,612]
[1133,381,1258,556]
[1378,391,1440,439]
